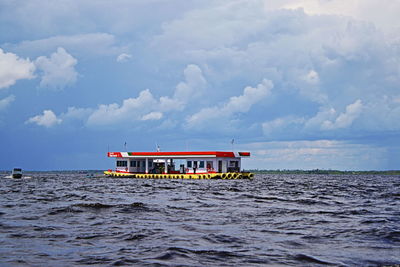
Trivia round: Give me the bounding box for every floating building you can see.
[104,151,253,179]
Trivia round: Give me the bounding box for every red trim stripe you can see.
[107,151,250,158]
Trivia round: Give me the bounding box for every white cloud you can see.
[225,78,273,113]
[35,47,78,90]
[87,89,157,126]
[353,96,400,132]
[262,100,363,137]
[6,33,124,58]
[175,64,207,101]
[116,53,132,62]
[159,64,207,111]
[62,106,93,121]
[322,99,363,130]
[186,78,273,129]
[240,140,387,170]
[141,111,163,121]
[0,48,35,89]
[262,116,305,138]
[303,69,319,85]
[304,107,336,130]
[151,1,400,138]
[0,95,15,110]
[273,0,400,35]
[26,110,62,127]
[78,64,206,127]
[0,2,198,47]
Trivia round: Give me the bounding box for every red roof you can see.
[107,151,250,158]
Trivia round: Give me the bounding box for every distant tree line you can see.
[244,169,400,175]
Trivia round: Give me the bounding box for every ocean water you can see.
[0,173,399,266]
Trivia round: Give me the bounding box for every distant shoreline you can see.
[246,169,400,175]
[1,169,400,175]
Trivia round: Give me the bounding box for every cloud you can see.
[0,48,35,89]
[186,78,273,129]
[240,140,387,170]
[116,53,132,62]
[0,95,15,110]
[262,100,363,138]
[262,116,305,138]
[224,78,273,112]
[36,63,207,128]
[62,106,93,120]
[61,106,94,126]
[5,33,126,58]
[35,47,78,90]
[0,1,200,46]
[151,1,400,139]
[159,64,207,111]
[26,110,62,127]
[304,107,336,131]
[141,112,163,121]
[274,0,400,34]
[175,64,207,101]
[87,89,157,126]
[87,64,207,126]
[322,99,363,130]
[355,96,400,132]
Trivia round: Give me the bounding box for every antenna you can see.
[156,142,160,152]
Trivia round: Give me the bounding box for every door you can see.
[218,160,222,173]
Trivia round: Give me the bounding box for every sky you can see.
[1,0,400,171]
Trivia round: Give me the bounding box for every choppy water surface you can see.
[0,173,399,266]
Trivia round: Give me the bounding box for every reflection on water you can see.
[0,173,399,266]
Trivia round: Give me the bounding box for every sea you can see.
[0,172,399,266]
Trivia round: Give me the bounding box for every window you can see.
[229,161,238,167]
[199,161,205,168]
[187,161,192,168]
[117,161,127,167]
[130,161,136,167]
[206,161,213,169]
[137,161,141,168]
[149,161,153,167]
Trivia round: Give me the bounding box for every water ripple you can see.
[0,172,399,266]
